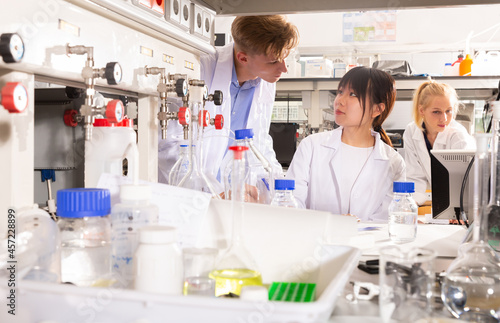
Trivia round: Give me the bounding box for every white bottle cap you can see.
[239,285,269,301]
[120,184,152,201]
[139,225,177,244]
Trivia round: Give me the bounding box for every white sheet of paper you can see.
[97,173,212,248]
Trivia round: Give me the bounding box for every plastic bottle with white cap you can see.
[134,225,183,295]
[111,184,159,288]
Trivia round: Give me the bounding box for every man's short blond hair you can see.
[231,15,299,61]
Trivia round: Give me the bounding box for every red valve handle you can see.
[199,110,210,127]
[214,114,224,130]
[105,99,124,123]
[1,82,28,113]
[178,107,190,125]
[63,109,78,127]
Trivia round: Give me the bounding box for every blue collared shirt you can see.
[229,64,260,141]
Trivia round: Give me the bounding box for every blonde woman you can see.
[403,80,476,205]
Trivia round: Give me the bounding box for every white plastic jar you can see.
[85,118,137,187]
[134,225,183,295]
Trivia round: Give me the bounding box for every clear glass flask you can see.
[441,133,500,322]
[209,145,263,297]
[169,144,192,186]
[178,101,220,198]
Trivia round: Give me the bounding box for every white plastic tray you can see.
[1,200,361,323]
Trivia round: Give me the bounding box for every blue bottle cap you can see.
[57,188,111,218]
[275,179,295,190]
[235,129,254,140]
[393,182,415,193]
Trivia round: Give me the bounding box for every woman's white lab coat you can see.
[158,44,282,184]
[403,120,476,205]
[286,127,406,221]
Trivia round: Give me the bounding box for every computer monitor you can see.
[430,149,476,220]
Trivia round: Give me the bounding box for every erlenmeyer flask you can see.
[441,133,500,322]
[209,145,263,297]
[178,101,220,198]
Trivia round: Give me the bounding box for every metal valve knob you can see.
[0,33,24,63]
[178,107,190,125]
[1,82,28,113]
[213,114,224,130]
[105,62,123,85]
[176,78,188,97]
[105,99,125,123]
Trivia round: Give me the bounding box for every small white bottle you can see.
[134,225,183,295]
[271,179,299,208]
[111,184,159,288]
[388,182,418,243]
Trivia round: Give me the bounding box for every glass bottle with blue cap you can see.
[271,179,298,208]
[223,128,273,203]
[57,188,112,287]
[388,182,418,243]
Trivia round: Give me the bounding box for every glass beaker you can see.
[379,246,437,323]
[209,146,263,297]
[182,247,218,296]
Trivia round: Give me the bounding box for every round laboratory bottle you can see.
[169,144,191,186]
[210,146,263,296]
[134,225,183,295]
[16,204,61,283]
[57,188,112,287]
[388,182,418,243]
[224,128,272,204]
[271,179,298,208]
[110,184,159,288]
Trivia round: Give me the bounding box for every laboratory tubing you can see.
[388,182,418,244]
[110,184,159,288]
[441,134,500,322]
[57,188,112,287]
[182,247,218,296]
[271,179,298,208]
[211,146,263,296]
[134,225,183,295]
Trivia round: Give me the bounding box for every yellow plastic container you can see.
[459,54,473,76]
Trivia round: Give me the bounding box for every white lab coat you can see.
[286,127,406,221]
[158,44,282,185]
[403,120,476,205]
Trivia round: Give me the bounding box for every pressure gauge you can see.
[0,33,25,63]
[176,78,188,97]
[203,85,209,101]
[105,99,124,123]
[1,82,28,113]
[105,62,122,85]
